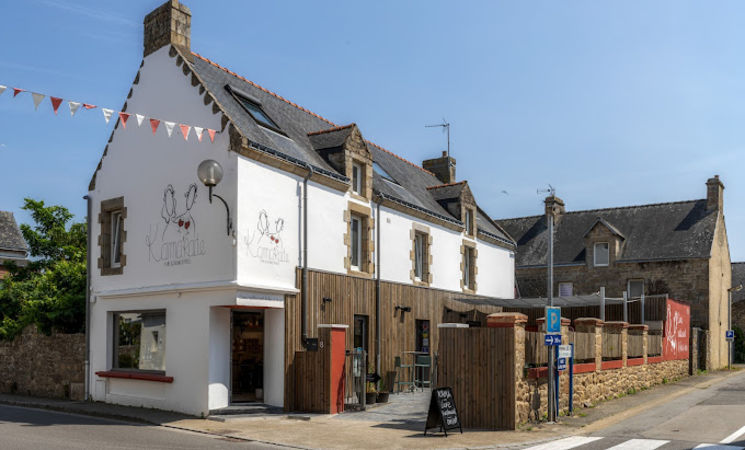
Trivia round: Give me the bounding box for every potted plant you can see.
[365,367,378,404]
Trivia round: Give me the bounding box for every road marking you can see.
[605,438,670,449]
[694,444,745,449]
[722,426,745,444]
[524,436,603,450]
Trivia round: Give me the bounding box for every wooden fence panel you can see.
[627,334,644,358]
[438,327,515,430]
[648,333,662,356]
[571,331,596,362]
[602,331,623,360]
[525,331,547,366]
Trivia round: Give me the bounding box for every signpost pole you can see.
[623,291,628,323]
[729,290,732,371]
[554,345,560,418]
[600,286,606,322]
[569,343,574,415]
[641,293,645,324]
[547,210,556,422]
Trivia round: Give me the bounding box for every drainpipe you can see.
[375,195,383,376]
[83,194,91,401]
[301,164,313,347]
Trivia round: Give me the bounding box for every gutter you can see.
[375,195,383,376]
[301,163,313,347]
[83,194,91,402]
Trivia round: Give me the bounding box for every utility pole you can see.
[541,185,557,422]
[727,285,742,370]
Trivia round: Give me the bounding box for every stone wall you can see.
[0,326,85,400]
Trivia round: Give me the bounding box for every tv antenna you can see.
[537,184,555,197]
[425,119,451,159]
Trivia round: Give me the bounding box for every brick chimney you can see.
[706,175,724,212]
[545,195,565,223]
[423,151,456,184]
[143,0,191,59]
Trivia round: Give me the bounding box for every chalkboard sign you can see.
[423,387,462,436]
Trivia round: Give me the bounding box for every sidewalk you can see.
[0,369,741,449]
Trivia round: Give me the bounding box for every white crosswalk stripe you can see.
[722,425,745,444]
[523,436,603,450]
[694,444,745,450]
[605,438,670,449]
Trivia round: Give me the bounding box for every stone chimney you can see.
[545,195,565,223]
[706,175,724,212]
[143,0,191,59]
[423,151,456,184]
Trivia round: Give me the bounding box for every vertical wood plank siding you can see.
[292,328,332,413]
[437,327,516,429]
[284,268,503,411]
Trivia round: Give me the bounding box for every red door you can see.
[330,327,346,413]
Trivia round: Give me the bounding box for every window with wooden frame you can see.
[628,279,644,299]
[461,241,477,292]
[352,162,363,195]
[99,197,126,276]
[345,202,373,275]
[593,242,609,267]
[410,224,432,285]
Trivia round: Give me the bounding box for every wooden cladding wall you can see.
[437,327,516,430]
[284,268,503,411]
[292,327,332,413]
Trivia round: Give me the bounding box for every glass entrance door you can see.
[231,310,264,403]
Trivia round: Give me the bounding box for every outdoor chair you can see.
[414,354,432,390]
[394,356,414,393]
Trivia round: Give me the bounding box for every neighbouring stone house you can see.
[0,211,27,279]
[496,176,731,370]
[87,0,516,416]
[731,262,745,357]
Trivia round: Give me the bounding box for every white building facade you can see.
[88,0,515,416]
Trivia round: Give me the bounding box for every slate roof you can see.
[188,51,514,246]
[496,200,716,267]
[732,262,745,303]
[0,211,27,253]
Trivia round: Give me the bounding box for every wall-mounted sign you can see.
[145,183,207,266]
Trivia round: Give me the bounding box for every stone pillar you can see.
[628,324,649,364]
[487,312,528,428]
[575,318,604,371]
[605,322,629,367]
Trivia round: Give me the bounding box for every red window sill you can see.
[96,370,174,383]
[627,358,645,367]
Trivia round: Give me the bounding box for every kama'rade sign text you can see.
[663,299,690,360]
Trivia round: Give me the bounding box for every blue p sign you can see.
[726,330,735,340]
[546,306,561,334]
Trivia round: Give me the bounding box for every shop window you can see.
[113,310,166,373]
[99,197,126,276]
[559,282,573,297]
[594,242,609,267]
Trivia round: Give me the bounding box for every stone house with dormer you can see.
[0,211,28,279]
[496,176,731,370]
[86,0,515,416]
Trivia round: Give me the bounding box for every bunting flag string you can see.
[0,83,218,144]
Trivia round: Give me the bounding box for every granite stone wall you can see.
[0,326,85,400]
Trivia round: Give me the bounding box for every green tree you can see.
[0,199,86,339]
[734,325,745,364]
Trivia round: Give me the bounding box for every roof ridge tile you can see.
[307,123,355,136]
[497,198,704,222]
[426,181,467,190]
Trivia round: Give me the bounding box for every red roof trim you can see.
[191,52,336,127]
[307,123,356,136]
[426,181,468,190]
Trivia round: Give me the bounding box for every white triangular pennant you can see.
[136,114,145,127]
[0,85,6,96]
[193,126,204,142]
[68,101,81,117]
[102,108,114,124]
[32,92,45,110]
[164,121,175,137]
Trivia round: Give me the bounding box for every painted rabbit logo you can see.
[246,210,289,265]
[146,183,206,266]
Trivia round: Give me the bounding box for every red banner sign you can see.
[663,299,690,360]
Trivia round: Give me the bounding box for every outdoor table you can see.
[403,351,428,390]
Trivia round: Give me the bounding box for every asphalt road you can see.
[523,370,745,450]
[0,404,286,450]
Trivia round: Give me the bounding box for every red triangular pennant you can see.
[83,103,96,110]
[150,118,160,135]
[50,97,63,114]
[13,88,24,97]
[119,112,130,129]
[207,129,216,143]
[179,124,191,140]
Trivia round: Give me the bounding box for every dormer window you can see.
[352,162,363,195]
[465,209,474,236]
[594,242,609,267]
[236,95,280,132]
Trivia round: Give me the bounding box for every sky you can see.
[1,1,745,260]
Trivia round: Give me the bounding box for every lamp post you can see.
[197,159,233,236]
[727,284,743,370]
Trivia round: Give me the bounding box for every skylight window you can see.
[373,162,398,184]
[236,95,280,131]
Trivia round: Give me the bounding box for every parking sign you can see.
[726,330,735,340]
[545,306,561,334]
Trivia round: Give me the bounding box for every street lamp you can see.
[197,159,233,236]
[727,284,743,370]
